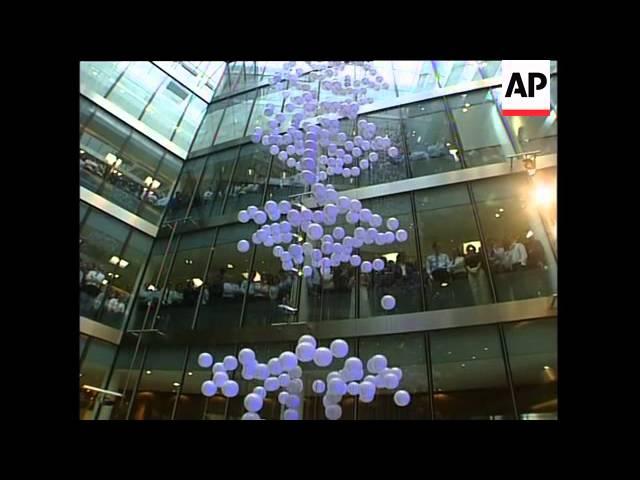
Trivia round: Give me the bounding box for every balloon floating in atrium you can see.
[198,334,411,420]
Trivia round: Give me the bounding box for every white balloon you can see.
[253,386,267,399]
[312,379,326,394]
[360,208,372,222]
[288,378,304,394]
[241,366,255,380]
[370,354,388,373]
[383,373,400,389]
[302,265,313,277]
[322,394,342,408]
[201,380,217,397]
[386,217,400,231]
[381,294,396,310]
[284,409,299,420]
[223,355,238,371]
[344,357,363,372]
[244,393,264,412]
[285,394,301,409]
[313,347,333,367]
[238,348,255,365]
[346,211,360,224]
[237,240,250,253]
[296,342,316,363]
[363,374,376,384]
[289,366,303,379]
[298,336,320,348]
[330,339,349,358]
[279,351,298,371]
[278,391,290,405]
[264,376,280,392]
[268,358,283,376]
[370,214,383,228]
[307,223,323,241]
[388,146,399,158]
[213,371,229,387]
[221,380,239,398]
[394,390,411,407]
[325,404,342,420]
[254,211,267,225]
[384,231,395,244]
[373,258,385,271]
[391,367,403,381]
[396,229,408,242]
[198,353,213,368]
[238,210,250,223]
[328,378,347,396]
[255,363,269,381]
[361,261,373,273]
[358,381,376,398]
[278,373,291,388]
[347,382,360,396]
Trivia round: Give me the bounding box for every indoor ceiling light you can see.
[146,370,152,375]
[109,256,120,265]
[144,176,153,186]
[151,180,161,190]
[187,372,193,376]
[105,153,118,165]
[172,382,181,387]
[499,208,504,212]
[534,184,554,207]
[192,278,204,288]
[80,149,85,154]
[462,108,469,113]
[227,264,234,269]
[118,259,129,268]
[102,279,108,285]
[526,230,534,239]
[495,213,501,218]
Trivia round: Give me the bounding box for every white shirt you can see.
[426,253,451,275]
[509,242,528,267]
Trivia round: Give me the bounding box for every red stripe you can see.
[502,109,551,117]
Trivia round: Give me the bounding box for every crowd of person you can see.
[79,259,129,326]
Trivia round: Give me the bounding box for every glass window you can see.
[174,344,237,420]
[139,78,192,140]
[392,61,438,97]
[128,237,180,332]
[227,342,291,420]
[136,153,182,225]
[80,106,131,193]
[79,208,130,322]
[434,61,483,88]
[550,75,558,113]
[223,144,271,215]
[214,91,257,145]
[129,345,188,420]
[430,325,515,419]
[99,336,142,420]
[190,107,225,156]
[358,195,422,317]
[105,62,166,119]
[79,96,97,131]
[472,173,557,302]
[450,89,516,167]
[358,334,430,419]
[155,230,216,333]
[189,148,238,229]
[248,85,284,133]
[264,151,306,205]
[415,184,492,310]
[300,338,356,420]
[172,96,208,151]
[153,61,226,103]
[504,319,557,419]
[196,224,254,331]
[79,338,117,420]
[357,108,408,187]
[80,61,130,97]
[164,157,207,222]
[403,98,461,178]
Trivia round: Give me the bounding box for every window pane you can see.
[248,85,283,133]
[223,144,271,215]
[190,148,238,228]
[79,208,130,323]
[99,336,142,419]
[136,153,181,225]
[357,108,408,187]
[196,224,254,331]
[472,173,557,302]
[450,89,516,167]
[80,61,130,97]
[105,62,166,119]
[173,96,207,151]
[431,325,515,419]
[129,345,187,420]
[164,157,207,222]
[358,333,429,419]
[434,61,483,88]
[139,78,190,139]
[155,230,216,333]
[403,98,461,178]
[79,338,117,420]
[359,195,422,317]
[214,91,257,145]
[190,108,224,155]
[175,344,237,420]
[415,184,492,310]
[80,96,97,130]
[504,319,557,419]
[392,61,438,97]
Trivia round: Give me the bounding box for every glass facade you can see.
[80,61,558,420]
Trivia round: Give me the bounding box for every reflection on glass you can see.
[155,230,216,333]
[164,157,206,222]
[504,319,557,419]
[105,62,166,119]
[431,325,514,419]
[190,108,225,155]
[223,144,271,215]
[415,184,492,310]
[129,345,187,420]
[359,195,421,317]
[80,61,130,97]
[472,173,556,302]
[358,334,429,419]
[214,91,257,145]
[79,338,117,420]
[196,224,254,330]
[451,89,516,167]
[403,98,460,178]
[434,61,483,88]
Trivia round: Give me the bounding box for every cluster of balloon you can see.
[238,61,409,311]
[197,334,411,420]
